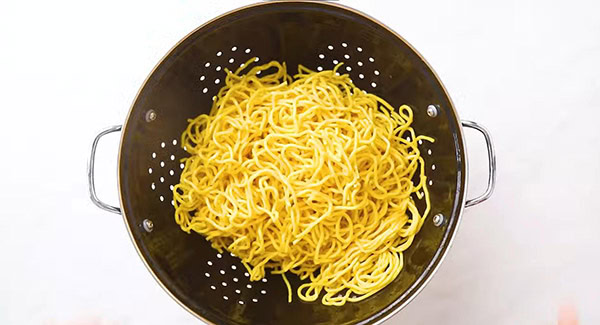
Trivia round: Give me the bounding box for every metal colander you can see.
[87,1,496,324]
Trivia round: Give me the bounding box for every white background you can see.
[1,0,599,324]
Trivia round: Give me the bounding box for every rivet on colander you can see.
[216,51,222,57]
[252,298,258,303]
[235,289,241,294]
[356,47,363,52]
[231,265,237,270]
[210,285,216,290]
[145,110,157,122]
[246,284,252,289]
[433,214,444,227]
[233,277,239,282]
[142,219,154,232]
[260,290,266,295]
[261,278,267,283]
[220,270,225,275]
[205,273,210,278]
[427,105,438,117]
[429,179,434,186]
[238,301,244,305]
[245,48,251,54]
[357,61,363,67]
[223,296,229,300]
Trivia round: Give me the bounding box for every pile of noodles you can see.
[173,58,433,306]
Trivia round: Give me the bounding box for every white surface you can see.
[1,0,599,324]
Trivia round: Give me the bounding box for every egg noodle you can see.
[173,58,434,306]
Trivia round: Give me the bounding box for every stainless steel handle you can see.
[88,125,122,214]
[462,120,496,207]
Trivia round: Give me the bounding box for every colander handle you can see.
[88,125,122,214]
[462,120,496,207]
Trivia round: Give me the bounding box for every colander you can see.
[87,1,496,324]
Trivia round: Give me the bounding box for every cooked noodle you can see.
[173,58,433,306]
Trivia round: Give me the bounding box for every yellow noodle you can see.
[173,58,434,306]
[281,272,293,303]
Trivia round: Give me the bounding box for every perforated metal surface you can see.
[117,2,466,324]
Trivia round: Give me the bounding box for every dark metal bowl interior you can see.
[117,2,466,324]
